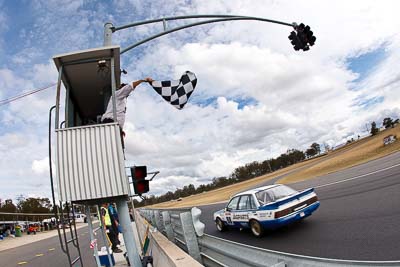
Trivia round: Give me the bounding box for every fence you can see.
[139,208,400,267]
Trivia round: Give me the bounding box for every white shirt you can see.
[101,83,135,128]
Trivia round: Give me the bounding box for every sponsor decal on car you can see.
[233,214,248,220]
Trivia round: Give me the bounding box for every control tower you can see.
[51,45,141,267]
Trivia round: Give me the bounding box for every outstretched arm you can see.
[131,77,153,88]
[118,77,154,98]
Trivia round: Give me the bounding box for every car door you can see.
[234,195,254,227]
[225,196,240,226]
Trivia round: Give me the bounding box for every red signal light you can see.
[136,180,149,194]
[133,166,147,181]
[130,166,149,195]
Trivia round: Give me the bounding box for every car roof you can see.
[232,184,281,197]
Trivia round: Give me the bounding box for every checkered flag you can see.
[151,71,197,109]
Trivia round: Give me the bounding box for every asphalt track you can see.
[0,225,106,267]
[199,151,400,261]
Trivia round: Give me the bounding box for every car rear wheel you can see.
[216,218,227,232]
[250,220,264,237]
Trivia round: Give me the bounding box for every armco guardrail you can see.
[139,208,400,267]
[134,209,203,267]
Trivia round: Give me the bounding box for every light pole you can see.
[104,14,301,53]
[104,22,113,46]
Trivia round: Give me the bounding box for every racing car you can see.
[213,184,320,237]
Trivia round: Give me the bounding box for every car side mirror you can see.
[225,207,231,212]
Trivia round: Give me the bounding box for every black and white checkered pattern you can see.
[151,71,197,110]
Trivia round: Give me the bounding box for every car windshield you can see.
[255,185,298,205]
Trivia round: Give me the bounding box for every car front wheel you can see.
[250,220,264,237]
[215,218,227,232]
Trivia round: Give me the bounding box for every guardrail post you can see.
[147,210,152,222]
[161,211,174,241]
[191,207,205,236]
[154,210,163,230]
[271,261,286,267]
[180,211,202,263]
[150,210,157,226]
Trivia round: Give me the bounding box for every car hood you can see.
[214,209,225,215]
[259,188,315,210]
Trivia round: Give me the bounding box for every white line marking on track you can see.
[314,162,400,189]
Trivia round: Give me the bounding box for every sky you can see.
[0,0,400,201]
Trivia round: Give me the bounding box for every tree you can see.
[0,199,17,213]
[306,143,320,158]
[289,149,306,162]
[383,117,393,129]
[370,121,379,135]
[231,165,251,181]
[323,143,331,152]
[306,147,317,158]
[310,143,321,155]
[16,194,25,210]
[0,199,17,220]
[18,197,52,213]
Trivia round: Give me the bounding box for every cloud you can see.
[150,175,203,195]
[11,47,44,65]
[32,157,49,175]
[0,132,50,200]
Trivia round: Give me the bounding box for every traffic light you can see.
[303,25,316,46]
[130,166,149,195]
[289,23,316,51]
[288,31,303,51]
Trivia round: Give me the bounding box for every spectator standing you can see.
[100,203,122,253]
[108,203,121,246]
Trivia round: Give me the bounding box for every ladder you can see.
[55,202,83,267]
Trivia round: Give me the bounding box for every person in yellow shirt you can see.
[100,203,122,253]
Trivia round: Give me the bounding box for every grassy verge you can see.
[278,125,400,184]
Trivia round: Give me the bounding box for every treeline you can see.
[134,147,321,207]
[0,197,53,221]
[370,117,399,136]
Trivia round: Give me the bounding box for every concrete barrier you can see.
[135,210,203,267]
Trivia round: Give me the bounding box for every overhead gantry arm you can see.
[104,14,297,54]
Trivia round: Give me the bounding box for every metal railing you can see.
[139,208,400,267]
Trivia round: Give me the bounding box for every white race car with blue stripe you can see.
[213,184,320,237]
